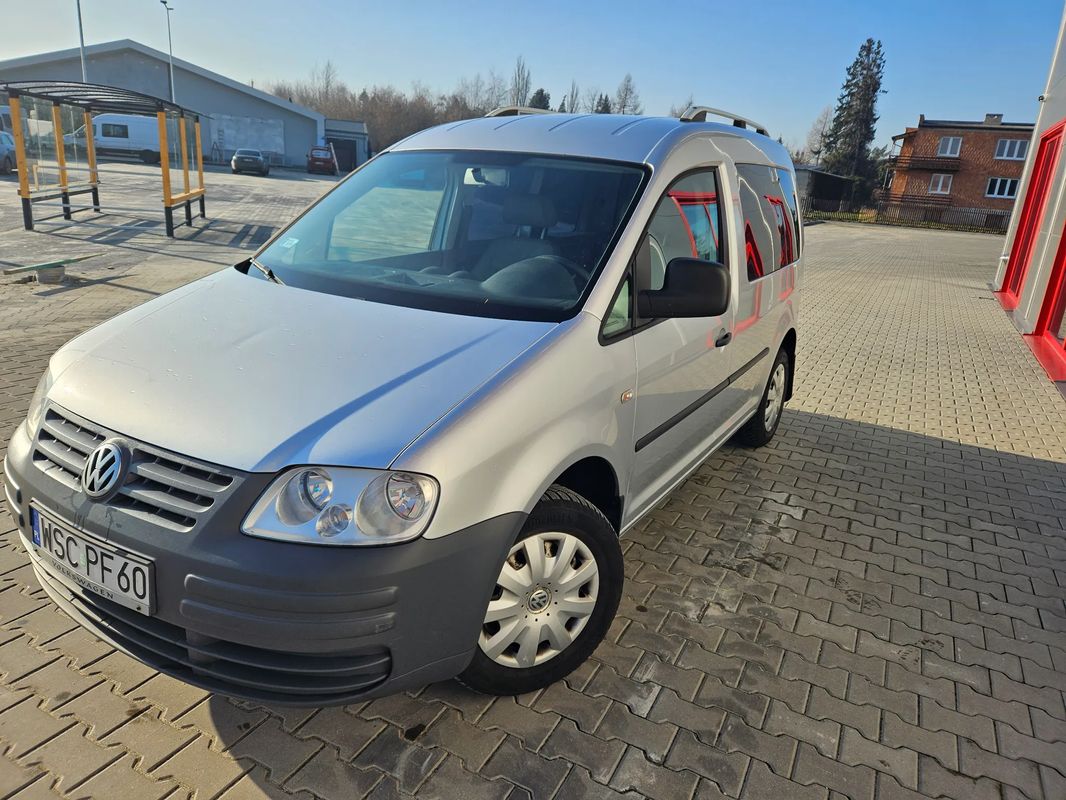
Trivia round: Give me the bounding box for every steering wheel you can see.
[549,256,592,284]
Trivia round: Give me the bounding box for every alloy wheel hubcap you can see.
[478,531,600,668]
[764,363,786,431]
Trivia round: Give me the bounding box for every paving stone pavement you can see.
[0,217,1064,799]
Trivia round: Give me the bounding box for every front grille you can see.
[33,562,391,704]
[32,405,236,532]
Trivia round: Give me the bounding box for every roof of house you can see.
[795,164,852,179]
[325,119,369,135]
[891,113,1033,140]
[0,39,323,123]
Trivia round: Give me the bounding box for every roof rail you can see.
[485,105,555,117]
[679,105,769,137]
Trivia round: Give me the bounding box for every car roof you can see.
[389,113,791,168]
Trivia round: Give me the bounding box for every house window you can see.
[995,139,1028,160]
[928,174,953,194]
[937,136,962,157]
[986,177,1019,198]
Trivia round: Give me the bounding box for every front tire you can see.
[734,347,790,447]
[1,157,11,175]
[459,485,622,696]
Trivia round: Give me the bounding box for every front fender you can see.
[393,313,637,540]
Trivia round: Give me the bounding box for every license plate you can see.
[29,506,154,615]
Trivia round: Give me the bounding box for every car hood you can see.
[48,268,555,472]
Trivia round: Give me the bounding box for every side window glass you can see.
[602,278,631,338]
[775,168,801,259]
[102,123,129,138]
[636,170,721,297]
[736,164,800,281]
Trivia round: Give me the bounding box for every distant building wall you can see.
[889,116,1032,212]
[0,42,325,166]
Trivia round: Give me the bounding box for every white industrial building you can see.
[0,39,367,168]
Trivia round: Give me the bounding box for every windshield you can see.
[236,149,260,156]
[255,149,647,321]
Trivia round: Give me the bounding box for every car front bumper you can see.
[3,418,521,706]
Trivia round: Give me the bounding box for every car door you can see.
[623,168,737,520]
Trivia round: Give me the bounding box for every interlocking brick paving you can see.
[1,216,1064,799]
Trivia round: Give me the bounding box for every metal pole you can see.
[161,1,176,103]
[76,0,88,81]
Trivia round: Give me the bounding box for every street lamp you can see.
[75,0,87,81]
[160,0,176,103]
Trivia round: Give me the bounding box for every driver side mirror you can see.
[637,258,730,318]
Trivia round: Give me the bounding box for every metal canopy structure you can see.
[0,80,189,115]
[1,80,207,236]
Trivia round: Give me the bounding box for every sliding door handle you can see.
[714,330,733,347]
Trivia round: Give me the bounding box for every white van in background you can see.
[66,113,161,163]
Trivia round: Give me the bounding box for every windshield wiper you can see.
[249,258,284,285]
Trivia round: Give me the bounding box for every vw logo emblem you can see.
[81,440,129,501]
[527,588,551,613]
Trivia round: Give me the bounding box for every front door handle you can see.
[714,330,733,347]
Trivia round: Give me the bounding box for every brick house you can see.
[886,114,1034,230]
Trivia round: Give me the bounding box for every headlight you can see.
[242,467,439,546]
[25,369,54,435]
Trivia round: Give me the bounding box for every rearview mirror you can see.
[637,258,730,318]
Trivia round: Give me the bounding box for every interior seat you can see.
[472,195,559,280]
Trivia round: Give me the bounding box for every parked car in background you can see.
[6,107,802,705]
[65,113,161,163]
[307,145,338,175]
[0,131,15,174]
[231,148,270,176]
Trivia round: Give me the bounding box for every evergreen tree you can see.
[528,88,551,109]
[594,93,613,114]
[822,38,886,203]
[557,98,567,112]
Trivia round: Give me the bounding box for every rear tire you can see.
[734,348,790,448]
[1,157,11,175]
[458,485,622,696]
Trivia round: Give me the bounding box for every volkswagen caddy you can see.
[4,107,801,704]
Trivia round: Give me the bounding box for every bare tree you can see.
[805,105,832,166]
[455,73,486,111]
[613,74,642,115]
[566,80,580,116]
[509,56,532,107]
[485,69,507,108]
[668,94,695,118]
[582,86,601,113]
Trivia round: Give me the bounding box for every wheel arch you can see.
[549,456,623,534]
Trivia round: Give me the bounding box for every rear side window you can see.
[736,164,800,281]
[101,123,129,138]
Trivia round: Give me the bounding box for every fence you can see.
[801,195,1010,234]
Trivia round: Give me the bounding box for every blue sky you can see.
[8,0,1065,149]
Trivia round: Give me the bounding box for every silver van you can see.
[4,107,801,704]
